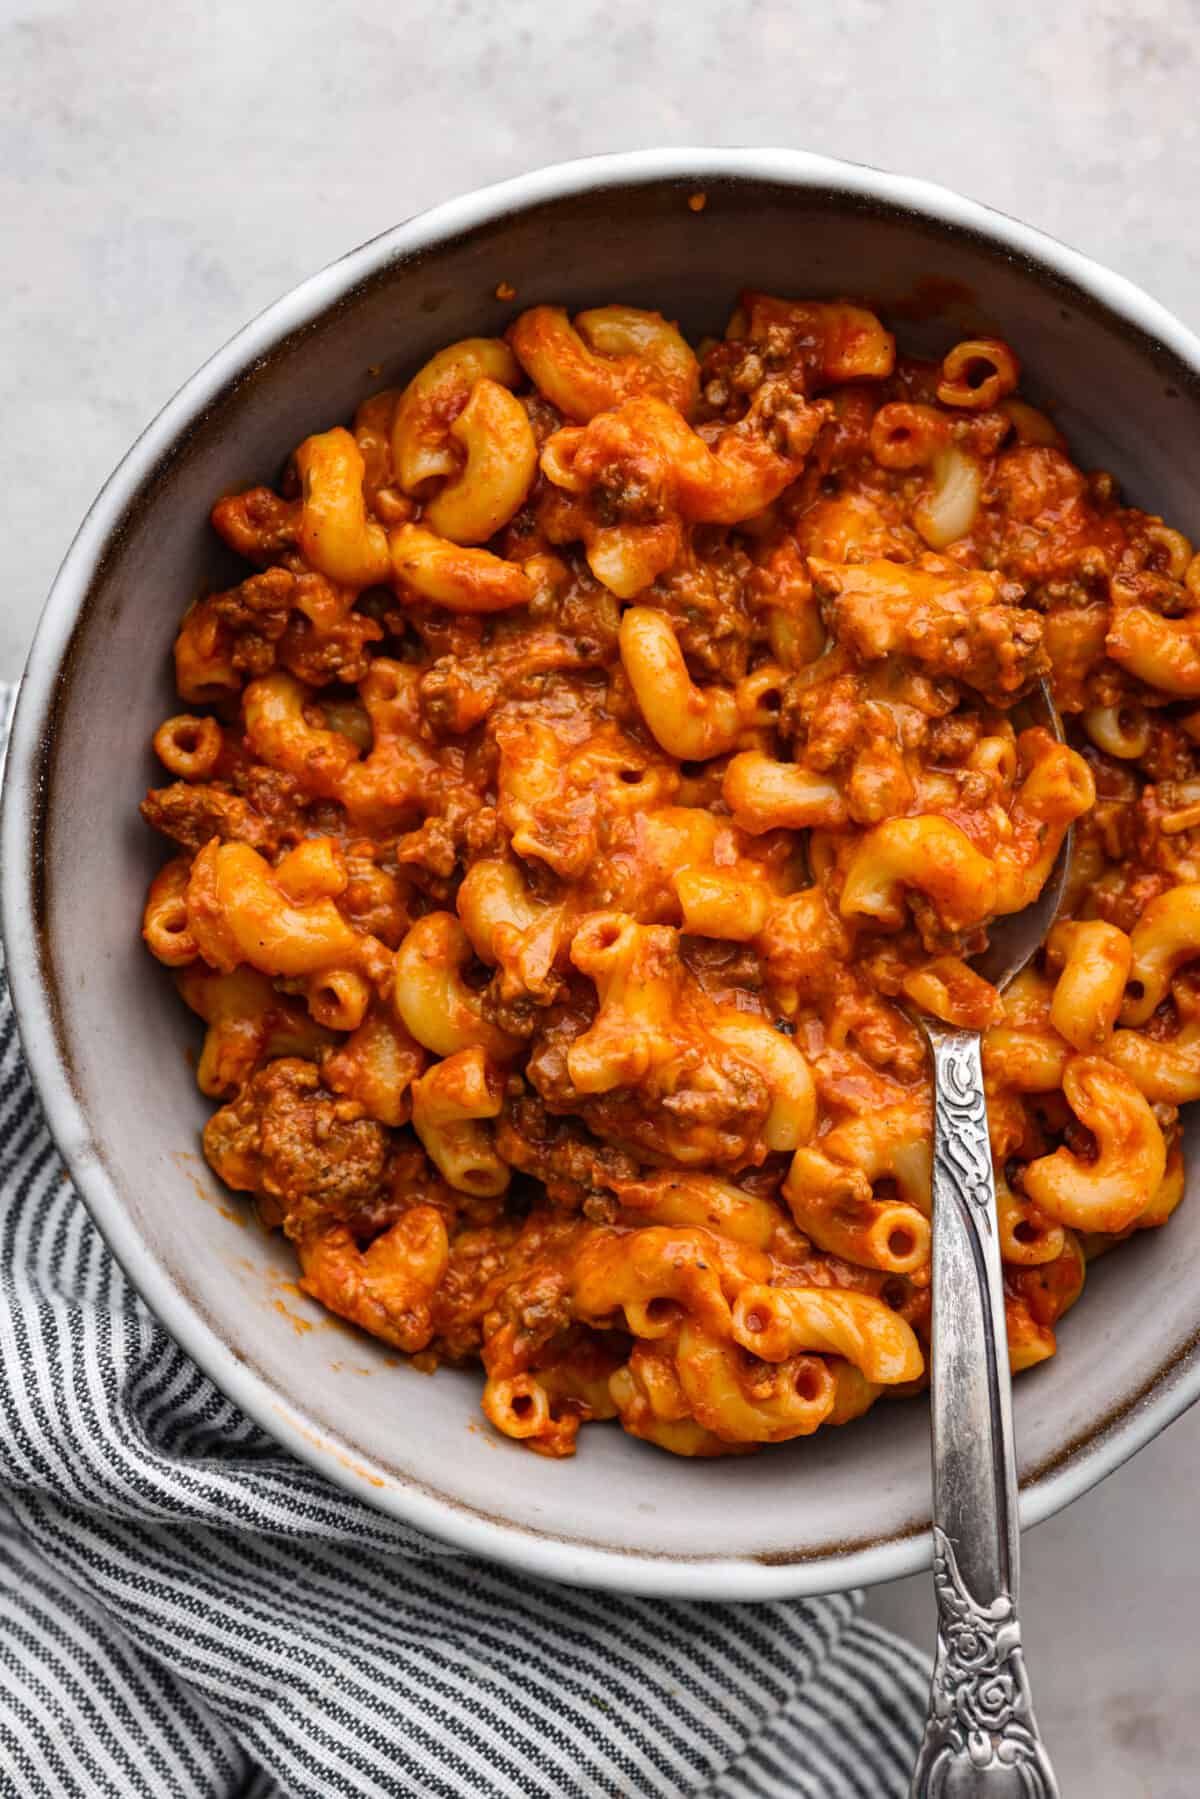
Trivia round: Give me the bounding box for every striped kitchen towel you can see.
[0,684,930,1799]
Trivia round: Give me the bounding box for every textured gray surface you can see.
[4,1,1198,1792]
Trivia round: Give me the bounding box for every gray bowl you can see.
[6,148,1200,1598]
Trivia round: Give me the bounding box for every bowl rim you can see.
[7,144,1200,1599]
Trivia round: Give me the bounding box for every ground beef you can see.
[813,555,1046,701]
[495,1092,635,1210]
[141,782,274,854]
[203,1058,387,1235]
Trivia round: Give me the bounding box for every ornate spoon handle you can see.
[910,1024,1059,1798]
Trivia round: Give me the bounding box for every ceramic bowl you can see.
[6,148,1200,1598]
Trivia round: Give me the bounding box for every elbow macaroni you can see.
[619,607,740,759]
[142,286,1198,1460]
[508,304,699,421]
[419,379,537,545]
[411,1046,511,1197]
[293,427,391,588]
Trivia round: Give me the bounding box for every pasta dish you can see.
[141,291,1195,1458]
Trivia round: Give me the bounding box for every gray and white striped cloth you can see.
[0,683,930,1798]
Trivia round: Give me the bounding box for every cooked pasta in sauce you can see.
[141,292,1196,1457]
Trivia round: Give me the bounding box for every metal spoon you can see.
[909,678,1065,1798]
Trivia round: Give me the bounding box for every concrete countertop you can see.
[5,3,1197,1793]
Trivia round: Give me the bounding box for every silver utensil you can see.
[909,679,1066,1798]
